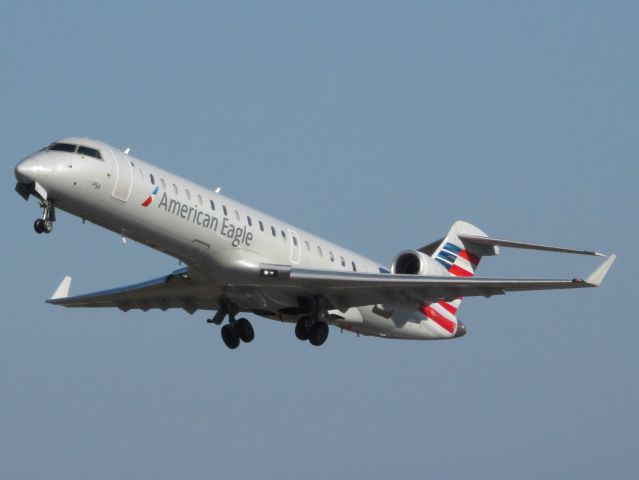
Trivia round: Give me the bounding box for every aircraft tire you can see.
[308,321,329,346]
[295,316,312,341]
[34,219,44,234]
[236,318,254,343]
[221,324,240,349]
[43,220,54,234]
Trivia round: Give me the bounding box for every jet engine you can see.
[391,250,448,276]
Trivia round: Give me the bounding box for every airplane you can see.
[14,137,616,349]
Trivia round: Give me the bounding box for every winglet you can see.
[49,276,72,300]
[585,255,616,286]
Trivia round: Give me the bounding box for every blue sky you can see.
[1,1,636,478]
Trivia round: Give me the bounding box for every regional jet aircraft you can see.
[14,138,615,349]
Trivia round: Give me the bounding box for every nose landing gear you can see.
[34,202,55,234]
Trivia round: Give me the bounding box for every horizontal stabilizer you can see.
[50,276,72,300]
[458,235,605,257]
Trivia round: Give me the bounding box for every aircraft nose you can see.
[453,321,467,338]
[15,157,39,183]
[15,156,53,184]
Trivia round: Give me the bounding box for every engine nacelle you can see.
[391,250,449,276]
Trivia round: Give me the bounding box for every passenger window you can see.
[78,145,102,160]
[329,251,334,262]
[149,173,155,185]
[340,256,346,267]
[210,200,215,211]
[235,210,240,221]
[293,236,298,246]
[185,189,191,200]
[197,194,203,205]
[138,168,143,179]
[160,178,166,189]
[247,216,252,226]
[271,226,276,237]
[223,205,228,216]
[259,221,264,231]
[305,240,310,251]
[172,184,178,194]
[352,261,357,272]
[281,230,286,240]
[317,246,323,257]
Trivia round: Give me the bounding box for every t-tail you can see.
[420,221,499,336]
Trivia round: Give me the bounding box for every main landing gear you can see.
[209,300,254,350]
[34,201,55,234]
[295,316,329,347]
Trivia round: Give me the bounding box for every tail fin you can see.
[432,221,498,277]
[428,221,499,316]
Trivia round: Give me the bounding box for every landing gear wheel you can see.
[43,219,53,234]
[34,219,44,234]
[295,316,312,341]
[236,318,254,343]
[308,321,329,346]
[221,324,240,349]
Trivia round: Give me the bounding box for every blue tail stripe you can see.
[443,242,462,254]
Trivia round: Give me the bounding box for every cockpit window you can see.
[77,145,102,160]
[48,143,77,152]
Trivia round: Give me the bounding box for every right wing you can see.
[261,254,616,311]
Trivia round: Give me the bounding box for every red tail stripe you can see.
[458,250,481,265]
[449,264,473,277]
[419,305,456,334]
[439,301,458,315]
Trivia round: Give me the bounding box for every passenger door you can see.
[109,147,132,201]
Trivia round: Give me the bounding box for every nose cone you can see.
[453,321,467,338]
[15,157,40,183]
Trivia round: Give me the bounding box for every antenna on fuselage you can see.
[124,148,130,155]
[214,187,221,193]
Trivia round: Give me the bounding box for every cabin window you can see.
[305,240,311,251]
[172,184,178,194]
[259,221,264,231]
[281,230,286,240]
[223,205,228,216]
[210,200,215,211]
[138,168,143,179]
[340,256,346,267]
[351,261,357,272]
[247,216,252,227]
[317,246,323,257]
[329,251,334,262]
[234,210,240,221]
[149,173,155,185]
[197,194,203,205]
[78,145,102,160]
[185,189,191,200]
[271,226,276,237]
[293,236,298,246]
[160,178,166,189]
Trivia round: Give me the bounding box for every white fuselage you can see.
[16,138,459,340]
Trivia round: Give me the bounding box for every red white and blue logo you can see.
[142,186,160,207]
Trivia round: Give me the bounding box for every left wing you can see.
[262,254,616,310]
[46,267,220,313]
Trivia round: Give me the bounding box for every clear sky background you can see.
[1,1,636,478]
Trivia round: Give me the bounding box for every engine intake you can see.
[391,250,448,276]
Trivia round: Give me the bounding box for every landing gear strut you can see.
[209,300,254,350]
[34,202,55,234]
